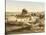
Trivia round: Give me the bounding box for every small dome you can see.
[22,8,28,14]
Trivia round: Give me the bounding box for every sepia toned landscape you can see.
[6,0,45,35]
[5,8,45,34]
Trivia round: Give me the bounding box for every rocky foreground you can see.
[5,12,45,34]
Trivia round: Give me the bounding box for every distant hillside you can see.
[6,12,22,15]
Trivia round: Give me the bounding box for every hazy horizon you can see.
[6,0,44,12]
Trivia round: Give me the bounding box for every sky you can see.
[6,0,44,12]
